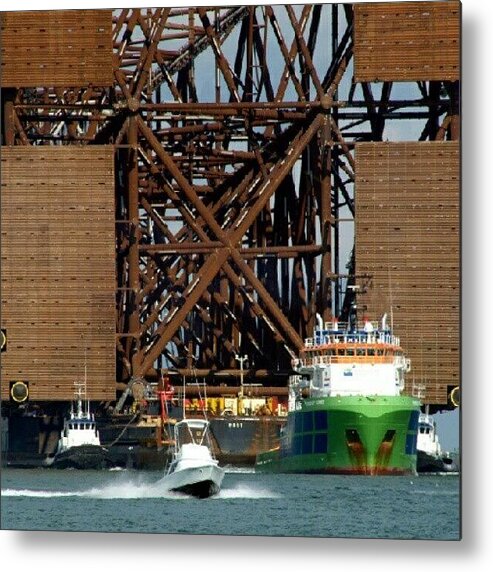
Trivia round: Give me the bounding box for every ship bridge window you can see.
[293,435,302,456]
[338,349,345,356]
[356,348,365,356]
[368,349,375,356]
[294,412,303,434]
[347,348,354,356]
[303,411,313,432]
[314,410,328,431]
[377,349,384,356]
[302,433,313,454]
[314,432,328,454]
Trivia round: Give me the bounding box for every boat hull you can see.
[417,451,458,474]
[163,464,224,498]
[255,395,420,476]
[51,444,114,470]
[208,416,284,465]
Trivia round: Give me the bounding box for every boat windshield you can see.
[174,420,210,448]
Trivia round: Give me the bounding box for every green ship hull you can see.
[255,395,420,475]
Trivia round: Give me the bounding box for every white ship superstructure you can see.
[417,411,442,457]
[291,315,411,399]
[57,382,101,454]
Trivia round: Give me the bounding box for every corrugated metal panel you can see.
[355,142,459,406]
[0,10,113,88]
[353,1,460,82]
[1,147,115,401]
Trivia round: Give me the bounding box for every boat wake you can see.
[2,489,75,498]
[2,475,189,500]
[409,487,458,497]
[2,481,280,500]
[215,484,281,499]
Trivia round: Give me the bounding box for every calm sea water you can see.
[0,467,460,540]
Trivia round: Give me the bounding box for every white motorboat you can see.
[162,418,224,498]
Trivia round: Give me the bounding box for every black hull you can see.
[208,415,285,465]
[52,445,114,470]
[2,413,285,469]
[417,451,458,474]
[173,480,220,499]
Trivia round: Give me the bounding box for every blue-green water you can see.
[1,468,460,540]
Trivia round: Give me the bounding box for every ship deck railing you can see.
[293,354,409,368]
[304,332,400,348]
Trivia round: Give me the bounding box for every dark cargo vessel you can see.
[2,390,287,469]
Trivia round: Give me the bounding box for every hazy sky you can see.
[434,408,459,452]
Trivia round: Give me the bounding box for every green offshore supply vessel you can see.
[256,315,421,475]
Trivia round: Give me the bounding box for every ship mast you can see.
[235,354,248,400]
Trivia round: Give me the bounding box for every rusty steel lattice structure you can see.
[0,3,460,407]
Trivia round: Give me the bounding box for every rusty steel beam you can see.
[285,5,324,100]
[140,243,324,257]
[162,380,292,395]
[137,248,231,375]
[134,112,321,373]
[1,5,460,408]
[197,8,241,103]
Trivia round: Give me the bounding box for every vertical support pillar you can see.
[214,8,221,104]
[331,3,340,316]
[2,88,16,146]
[320,108,332,322]
[245,6,254,103]
[449,80,460,141]
[128,115,141,373]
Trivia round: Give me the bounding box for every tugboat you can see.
[50,381,112,470]
[417,408,458,473]
[256,314,421,475]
